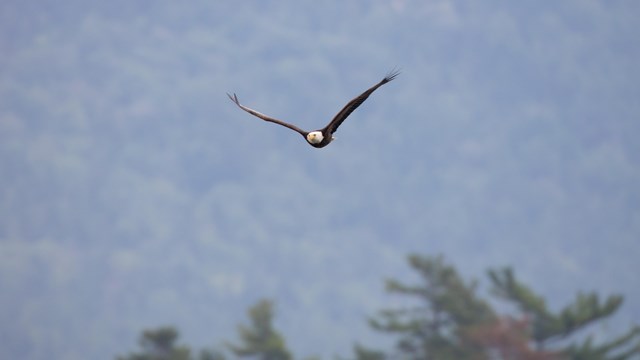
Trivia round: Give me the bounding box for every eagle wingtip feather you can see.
[384,68,401,82]
[227,92,240,105]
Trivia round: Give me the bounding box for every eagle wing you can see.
[323,69,400,135]
[227,93,308,136]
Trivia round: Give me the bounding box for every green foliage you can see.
[116,327,193,360]
[489,267,640,359]
[565,326,640,360]
[117,299,295,360]
[226,299,293,360]
[488,267,563,342]
[197,350,226,360]
[368,254,495,359]
[117,255,639,360]
[350,344,385,360]
[116,326,225,360]
[363,254,640,360]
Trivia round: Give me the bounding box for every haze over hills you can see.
[1,1,639,359]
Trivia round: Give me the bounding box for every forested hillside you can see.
[1,1,639,359]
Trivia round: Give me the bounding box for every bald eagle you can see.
[227,70,399,148]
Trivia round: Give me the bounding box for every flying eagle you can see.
[227,70,399,148]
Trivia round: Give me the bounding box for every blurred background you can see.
[1,1,639,359]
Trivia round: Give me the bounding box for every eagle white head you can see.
[306,131,324,145]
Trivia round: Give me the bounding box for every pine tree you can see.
[360,254,639,360]
[351,343,385,360]
[116,327,193,360]
[116,327,225,360]
[366,254,496,359]
[488,267,640,359]
[226,299,293,360]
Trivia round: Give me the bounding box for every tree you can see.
[489,268,640,359]
[226,299,293,360]
[365,254,499,359]
[116,299,293,360]
[351,343,385,360]
[360,254,640,360]
[116,326,225,360]
[116,327,193,360]
[464,316,562,360]
[117,256,639,360]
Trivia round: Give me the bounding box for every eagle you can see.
[227,70,399,148]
